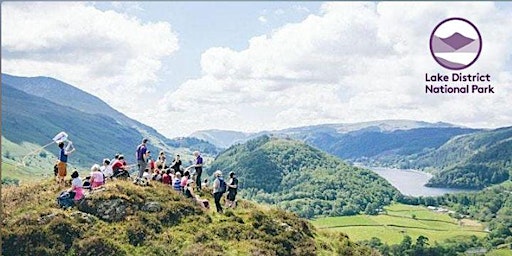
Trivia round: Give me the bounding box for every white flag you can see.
[52,131,68,143]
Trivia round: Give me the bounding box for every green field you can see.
[312,203,488,245]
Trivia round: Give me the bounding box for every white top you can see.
[72,177,82,187]
[100,165,113,178]
[142,172,152,180]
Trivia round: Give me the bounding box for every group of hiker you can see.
[56,138,239,213]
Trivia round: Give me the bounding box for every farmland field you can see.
[312,203,488,244]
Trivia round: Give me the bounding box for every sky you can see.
[2,2,512,138]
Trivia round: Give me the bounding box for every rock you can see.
[70,211,97,224]
[95,198,129,222]
[38,213,57,224]
[142,202,162,212]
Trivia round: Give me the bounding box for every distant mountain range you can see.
[1,73,219,175]
[191,120,479,162]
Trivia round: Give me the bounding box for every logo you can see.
[430,18,482,70]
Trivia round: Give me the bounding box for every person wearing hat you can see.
[213,170,225,213]
[135,138,149,180]
[225,171,239,208]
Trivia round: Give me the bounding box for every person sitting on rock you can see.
[68,170,84,201]
[90,164,104,189]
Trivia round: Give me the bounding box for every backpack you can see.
[219,178,227,193]
[57,191,75,209]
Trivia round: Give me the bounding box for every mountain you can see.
[189,129,256,149]
[1,74,218,177]
[408,127,512,189]
[1,83,144,166]
[209,135,401,218]
[192,120,478,163]
[1,179,376,255]
[2,74,170,149]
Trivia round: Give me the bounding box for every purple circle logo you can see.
[430,18,482,70]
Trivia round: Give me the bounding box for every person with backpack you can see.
[213,170,226,213]
[226,171,239,208]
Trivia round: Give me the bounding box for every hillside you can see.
[191,120,478,163]
[408,127,512,189]
[1,74,218,176]
[209,135,402,218]
[1,180,377,256]
[1,83,142,166]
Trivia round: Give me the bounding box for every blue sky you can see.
[93,1,321,92]
[2,2,512,137]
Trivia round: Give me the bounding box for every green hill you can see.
[1,180,377,256]
[209,135,401,218]
[409,127,512,189]
[1,74,219,181]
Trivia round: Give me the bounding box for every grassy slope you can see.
[312,203,487,245]
[1,179,377,256]
[1,136,57,182]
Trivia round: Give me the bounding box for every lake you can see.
[368,167,478,197]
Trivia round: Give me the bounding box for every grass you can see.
[1,178,376,255]
[1,136,56,183]
[487,248,512,256]
[311,203,488,245]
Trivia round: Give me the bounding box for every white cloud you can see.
[258,16,268,24]
[157,2,512,137]
[3,2,511,138]
[1,2,178,114]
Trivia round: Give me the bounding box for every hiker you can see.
[173,172,182,191]
[202,178,209,190]
[147,151,156,174]
[186,151,203,191]
[90,164,104,189]
[170,154,182,175]
[68,170,84,201]
[161,169,171,185]
[142,168,152,181]
[135,138,149,180]
[157,151,167,168]
[112,155,128,178]
[100,159,113,181]
[56,141,75,184]
[183,180,196,199]
[181,170,190,190]
[184,180,210,209]
[152,165,163,181]
[213,170,226,213]
[226,171,239,208]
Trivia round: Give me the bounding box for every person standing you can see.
[213,170,226,213]
[57,141,75,184]
[226,171,239,208]
[135,138,149,180]
[187,151,203,191]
